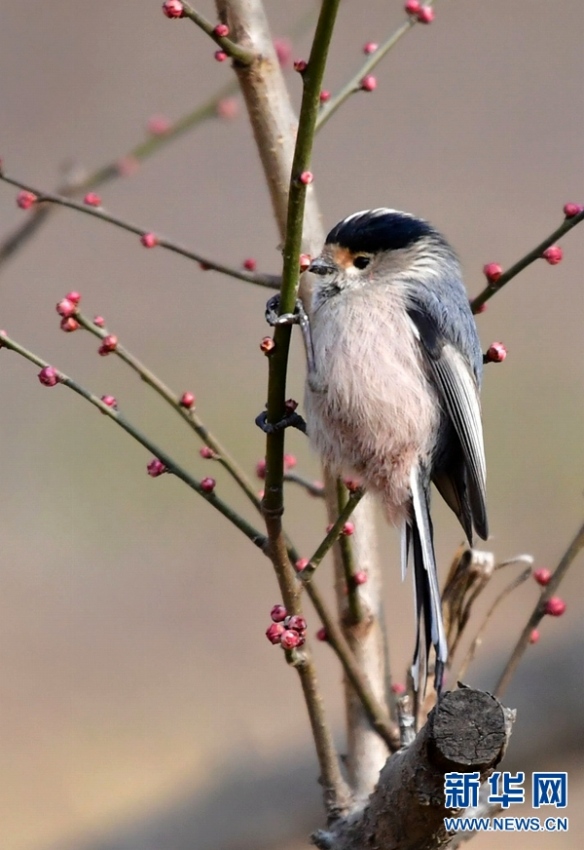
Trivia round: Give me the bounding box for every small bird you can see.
[304,208,488,691]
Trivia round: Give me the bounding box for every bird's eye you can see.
[353,255,371,270]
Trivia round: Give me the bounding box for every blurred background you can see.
[0,1,583,848]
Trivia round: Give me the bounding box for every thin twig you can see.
[299,489,364,582]
[315,0,439,131]
[456,566,533,681]
[180,2,255,65]
[494,518,584,698]
[0,173,279,289]
[335,479,364,624]
[471,208,584,312]
[0,331,267,550]
[74,311,262,512]
[283,471,325,497]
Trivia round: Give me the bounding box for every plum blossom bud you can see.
[147,114,171,135]
[270,604,287,623]
[529,629,540,644]
[363,42,378,54]
[214,50,228,62]
[83,192,101,207]
[319,90,331,103]
[66,291,81,305]
[316,627,328,642]
[98,334,118,355]
[214,23,229,37]
[17,190,37,210]
[353,571,368,585]
[542,245,562,265]
[162,0,184,19]
[405,1,421,13]
[179,391,195,408]
[283,454,297,471]
[287,615,307,633]
[483,262,502,283]
[563,202,582,218]
[299,171,313,185]
[360,75,377,92]
[199,446,216,459]
[56,298,76,318]
[60,317,79,333]
[266,622,285,644]
[200,477,216,493]
[38,366,59,387]
[391,682,406,695]
[293,59,307,73]
[299,254,311,271]
[147,458,167,477]
[273,37,292,67]
[533,568,552,586]
[417,5,435,23]
[295,558,309,572]
[93,316,105,328]
[485,342,507,363]
[140,232,159,248]
[280,629,301,650]
[260,336,275,354]
[243,257,257,271]
[216,97,239,119]
[342,521,355,536]
[256,459,267,479]
[544,597,566,617]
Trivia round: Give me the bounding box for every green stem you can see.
[181,3,255,65]
[299,489,364,582]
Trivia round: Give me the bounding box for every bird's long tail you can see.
[403,466,448,693]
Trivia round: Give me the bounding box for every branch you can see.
[315,688,514,850]
[0,331,267,551]
[494,517,584,698]
[471,207,584,312]
[0,173,279,289]
[179,2,255,65]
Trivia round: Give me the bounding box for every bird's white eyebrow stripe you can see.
[340,207,416,225]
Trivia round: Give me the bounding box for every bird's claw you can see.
[255,410,307,435]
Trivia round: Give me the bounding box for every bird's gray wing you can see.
[407,303,488,540]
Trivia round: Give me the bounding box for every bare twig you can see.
[495,518,584,698]
[0,173,279,289]
[0,331,267,549]
[283,471,325,497]
[180,2,255,65]
[471,207,584,312]
[299,489,364,582]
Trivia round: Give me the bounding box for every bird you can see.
[303,208,488,691]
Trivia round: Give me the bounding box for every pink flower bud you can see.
[274,37,292,67]
[280,629,301,649]
[295,558,309,572]
[162,0,184,19]
[216,97,239,119]
[260,336,275,354]
[319,90,331,103]
[17,190,37,210]
[405,0,421,13]
[243,257,257,271]
[417,5,435,23]
[485,341,507,363]
[529,629,540,644]
[542,245,562,265]
[200,477,216,493]
[533,568,552,586]
[483,262,503,283]
[38,366,59,387]
[56,298,76,318]
[256,459,267,479]
[83,192,101,207]
[93,315,105,328]
[284,398,298,413]
[363,41,378,54]
[283,453,297,471]
[360,75,377,92]
[66,291,81,305]
[199,261,211,271]
[316,626,328,642]
[266,622,285,644]
[60,317,79,333]
[140,232,159,248]
[391,682,406,695]
[354,570,368,585]
[287,615,307,633]
[116,156,140,177]
[563,202,582,218]
[214,50,228,62]
[544,597,566,617]
[147,458,167,477]
[299,171,313,185]
[342,521,355,536]
[147,114,171,135]
[179,391,195,409]
[344,478,361,492]
[214,23,229,37]
[299,254,311,271]
[100,394,117,409]
[270,604,288,623]
[98,334,118,355]
[293,59,307,73]
[199,446,215,459]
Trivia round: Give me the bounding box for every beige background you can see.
[0,1,583,848]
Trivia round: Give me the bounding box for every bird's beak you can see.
[308,257,337,276]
